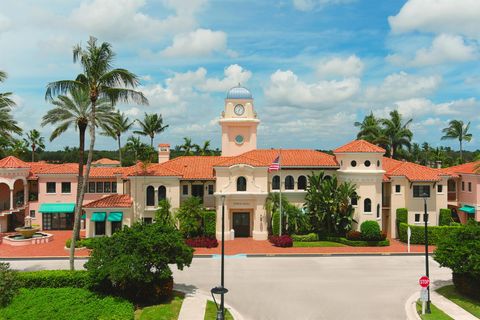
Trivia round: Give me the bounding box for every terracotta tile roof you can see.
[161,156,226,180]
[334,140,386,153]
[158,143,170,147]
[28,162,126,178]
[83,194,132,208]
[214,154,269,167]
[383,157,449,182]
[92,158,120,165]
[235,149,338,167]
[0,156,30,168]
[123,161,183,177]
[442,161,480,175]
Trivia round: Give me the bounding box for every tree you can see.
[0,71,22,142]
[45,36,148,270]
[134,113,168,147]
[85,222,193,304]
[354,112,385,144]
[125,136,149,162]
[101,111,133,165]
[285,204,309,235]
[264,192,290,234]
[195,140,212,156]
[176,197,205,238]
[7,139,29,158]
[23,129,45,162]
[179,137,195,156]
[441,120,472,163]
[381,110,413,159]
[155,199,175,227]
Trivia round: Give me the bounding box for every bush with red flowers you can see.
[185,237,218,248]
[269,235,293,247]
[346,230,362,241]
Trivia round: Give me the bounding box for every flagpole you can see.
[279,148,282,236]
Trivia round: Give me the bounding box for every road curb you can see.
[405,291,421,320]
[0,256,89,260]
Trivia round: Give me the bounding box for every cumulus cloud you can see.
[364,72,441,102]
[316,55,364,78]
[388,0,480,39]
[160,28,228,58]
[293,0,354,11]
[265,69,360,108]
[379,98,478,119]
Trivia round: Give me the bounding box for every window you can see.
[298,176,307,190]
[395,185,401,193]
[182,185,188,196]
[112,182,117,193]
[158,186,166,201]
[95,221,106,236]
[146,186,155,206]
[468,182,472,192]
[377,160,380,167]
[61,182,71,194]
[29,210,35,218]
[208,184,214,195]
[111,221,122,234]
[96,182,104,193]
[376,204,380,218]
[413,185,430,198]
[237,177,247,191]
[415,213,421,223]
[351,192,358,206]
[46,182,56,194]
[351,160,357,167]
[104,182,111,193]
[285,176,294,190]
[143,217,153,224]
[437,184,443,193]
[272,175,280,190]
[364,160,371,167]
[88,182,96,193]
[462,181,465,191]
[364,198,372,212]
[448,180,456,192]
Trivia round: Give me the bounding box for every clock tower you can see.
[220,85,260,156]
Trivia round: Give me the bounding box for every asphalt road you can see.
[3,255,452,320]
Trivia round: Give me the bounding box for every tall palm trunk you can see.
[69,100,96,271]
[117,134,122,166]
[459,139,463,163]
[31,144,36,162]
[150,135,154,148]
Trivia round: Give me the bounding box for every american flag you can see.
[268,155,280,172]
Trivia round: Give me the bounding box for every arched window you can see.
[272,175,280,190]
[158,186,166,202]
[285,176,294,190]
[376,204,380,218]
[298,176,307,190]
[237,177,247,191]
[351,192,358,206]
[146,186,155,206]
[364,198,372,212]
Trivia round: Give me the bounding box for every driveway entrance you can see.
[232,212,250,237]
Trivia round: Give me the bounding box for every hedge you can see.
[327,237,390,247]
[291,233,318,242]
[269,235,293,247]
[360,221,382,241]
[203,211,216,237]
[398,222,462,245]
[17,270,91,289]
[396,208,408,224]
[439,208,453,226]
[65,238,97,249]
[272,211,280,236]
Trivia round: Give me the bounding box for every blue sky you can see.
[1,0,479,151]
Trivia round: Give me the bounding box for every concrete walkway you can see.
[178,291,207,320]
[431,291,478,320]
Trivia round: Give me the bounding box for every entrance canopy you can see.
[91,212,106,222]
[39,203,75,213]
[107,212,123,222]
[459,205,476,214]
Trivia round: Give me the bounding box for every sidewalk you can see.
[430,290,478,320]
[178,291,207,320]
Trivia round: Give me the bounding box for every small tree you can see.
[176,196,205,238]
[85,222,193,304]
[0,262,20,307]
[155,199,175,227]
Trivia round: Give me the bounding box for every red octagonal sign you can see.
[419,276,430,288]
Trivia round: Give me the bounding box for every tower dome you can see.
[226,84,252,99]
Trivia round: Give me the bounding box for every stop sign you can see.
[419,276,430,288]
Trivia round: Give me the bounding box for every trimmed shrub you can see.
[398,222,462,245]
[66,238,97,249]
[203,211,216,237]
[396,208,408,225]
[269,235,293,247]
[185,237,218,248]
[17,270,90,289]
[272,211,280,236]
[360,220,382,241]
[291,233,318,242]
[0,263,20,307]
[346,230,362,241]
[327,237,390,247]
[439,208,453,226]
[452,273,480,301]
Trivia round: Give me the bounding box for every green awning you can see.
[91,212,106,222]
[459,205,476,214]
[81,214,86,219]
[39,203,75,213]
[107,212,123,222]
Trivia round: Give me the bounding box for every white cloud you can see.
[389,0,480,39]
[161,29,228,58]
[265,69,360,108]
[364,72,441,102]
[200,64,252,92]
[316,55,364,78]
[0,13,11,33]
[293,0,354,11]
[421,118,444,126]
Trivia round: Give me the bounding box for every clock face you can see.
[235,135,244,144]
[234,104,245,116]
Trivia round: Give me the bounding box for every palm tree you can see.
[381,110,413,159]
[24,129,46,162]
[180,137,195,156]
[101,111,134,165]
[195,140,212,155]
[134,113,168,147]
[45,36,148,270]
[0,71,22,141]
[441,120,472,163]
[8,138,29,158]
[354,112,385,144]
[125,136,146,162]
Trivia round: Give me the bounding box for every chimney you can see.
[436,160,442,169]
[158,143,170,164]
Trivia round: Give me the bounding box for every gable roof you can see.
[0,156,30,169]
[383,157,449,182]
[442,161,480,175]
[161,156,226,180]
[334,140,385,154]
[83,194,133,208]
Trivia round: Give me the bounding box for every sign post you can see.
[407,226,411,253]
[419,276,430,315]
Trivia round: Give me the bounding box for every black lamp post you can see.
[211,194,227,320]
[422,193,431,314]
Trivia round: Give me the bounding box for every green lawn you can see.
[293,241,346,247]
[416,300,453,320]
[437,285,480,318]
[135,292,184,320]
[204,300,234,320]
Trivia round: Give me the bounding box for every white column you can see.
[24,181,28,207]
[9,189,13,210]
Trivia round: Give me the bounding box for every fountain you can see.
[2,216,53,246]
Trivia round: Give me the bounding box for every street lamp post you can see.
[422,193,431,314]
[211,194,227,320]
